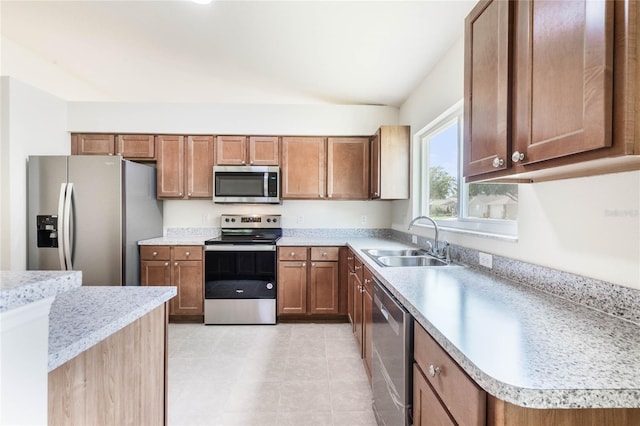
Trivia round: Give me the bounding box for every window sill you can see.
[409,221,518,243]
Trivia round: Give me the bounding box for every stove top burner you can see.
[205,214,282,245]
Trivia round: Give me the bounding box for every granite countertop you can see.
[138,236,210,245]
[0,271,82,313]
[48,286,176,371]
[344,238,640,409]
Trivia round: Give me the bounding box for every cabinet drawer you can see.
[310,246,339,261]
[140,246,171,261]
[354,257,364,282]
[413,363,455,426]
[279,247,308,261]
[414,323,486,426]
[173,246,203,261]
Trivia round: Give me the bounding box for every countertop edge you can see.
[48,287,176,372]
[0,271,82,313]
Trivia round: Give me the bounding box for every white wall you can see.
[397,36,640,290]
[0,77,69,270]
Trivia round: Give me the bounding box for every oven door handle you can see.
[205,244,276,252]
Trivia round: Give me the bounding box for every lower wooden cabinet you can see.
[347,250,373,382]
[413,363,455,426]
[140,245,203,321]
[277,246,344,319]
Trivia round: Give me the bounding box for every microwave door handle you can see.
[264,172,268,197]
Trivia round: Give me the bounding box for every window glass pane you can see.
[428,120,458,219]
[466,183,518,220]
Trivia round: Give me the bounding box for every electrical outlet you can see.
[296,215,304,225]
[411,235,418,244]
[479,252,493,269]
[360,215,367,225]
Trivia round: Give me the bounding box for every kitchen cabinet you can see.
[414,321,486,426]
[281,136,369,200]
[370,126,410,199]
[71,133,155,159]
[277,246,344,318]
[362,267,373,379]
[346,250,356,326]
[216,135,279,166]
[140,245,203,321]
[464,0,640,182]
[327,137,369,200]
[156,135,214,199]
[347,253,373,381]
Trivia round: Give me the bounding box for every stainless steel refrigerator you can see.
[27,156,163,286]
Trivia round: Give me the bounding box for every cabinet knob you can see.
[250,161,254,165]
[179,192,183,196]
[174,262,178,266]
[428,364,441,377]
[152,251,158,257]
[492,157,504,168]
[108,153,114,156]
[355,265,361,270]
[374,192,379,196]
[185,251,190,257]
[302,262,306,267]
[322,252,328,257]
[328,194,332,198]
[364,278,370,284]
[311,262,316,267]
[512,151,525,162]
[164,262,169,267]
[242,160,246,165]
[347,256,353,260]
[188,192,192,197]
[290,251,296,257]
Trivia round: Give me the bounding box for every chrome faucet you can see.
[408,216,447,259]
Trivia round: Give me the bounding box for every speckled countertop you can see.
[138,236,210,245]
[0,271,82,313]
[344,238,640,409]
[48,286,176,372]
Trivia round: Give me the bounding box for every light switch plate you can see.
[411,235,418,244]
[479,252,493,268]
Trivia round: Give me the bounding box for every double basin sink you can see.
[363,248,450,268]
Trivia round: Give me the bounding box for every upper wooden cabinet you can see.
[281,136,369,200]
[327,137,369,200]
[370,126,410,199]
[71,134,155,159]
[215,135,279,166]
[464,0,639,182]
[156,135,214,199]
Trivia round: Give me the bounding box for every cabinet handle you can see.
[188,192,192,197]
[290,251,296,257]
[349,272,356,276]
[185,251,190,257]
[492,157,504,168]
[164,262,169,267]
[364,278,370,284]
[347,256,353,260]
[311,262,316,267]
[355,265,361,270]
[512,151,525,162]
[250,161,254,165]
[302,262,306,267]
[174,262,178,266]
[322,252,328,257]
[153,251,158,257]
[428,364,441,377]
[179,192,183,196]
[242,160,246,165]
[375,192,379,196]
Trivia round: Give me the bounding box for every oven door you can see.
[204,244,277,324]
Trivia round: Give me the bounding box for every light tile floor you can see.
[168,322,377,426]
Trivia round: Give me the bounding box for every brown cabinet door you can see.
[72,134,115,155]
[327,137,369,200]
[216,136,247,165]
[117,135,155,159]
[249,136,279,166]
[463,0,512,177]
[413,364,456,426]
[140,260,171,287]
[277,261,308,314]
[353,273,363,352]
[309,261,339,315]
[172,260,203,316]
[370,131,380,199]
[347,253,355,328]
[281,137,326,199]
[513,0,614,165]
[156,135,185,199]
[186,136,214,198]
[363,279,373,380]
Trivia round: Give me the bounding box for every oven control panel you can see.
[220,214,281,228]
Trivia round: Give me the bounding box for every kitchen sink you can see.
[364,248,429,257]
[363,248,452,267]
[376,256,448,267]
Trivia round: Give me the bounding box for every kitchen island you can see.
[278,236,640,423]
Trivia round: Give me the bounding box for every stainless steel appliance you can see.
[372,277,413,426]
[204,214,281,324]
[213,165,280,204]
[27,156,163,286]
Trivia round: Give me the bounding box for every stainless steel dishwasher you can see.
[372,277,413,426]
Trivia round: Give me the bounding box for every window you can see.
[418,101,518,237]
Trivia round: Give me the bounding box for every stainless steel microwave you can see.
[213,166,280,204]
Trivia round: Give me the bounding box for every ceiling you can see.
[0,0,476,106]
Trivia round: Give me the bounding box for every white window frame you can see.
[416,100,518,240]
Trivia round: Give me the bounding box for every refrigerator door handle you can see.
[63,183,74,270]
[57,183,67,270]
